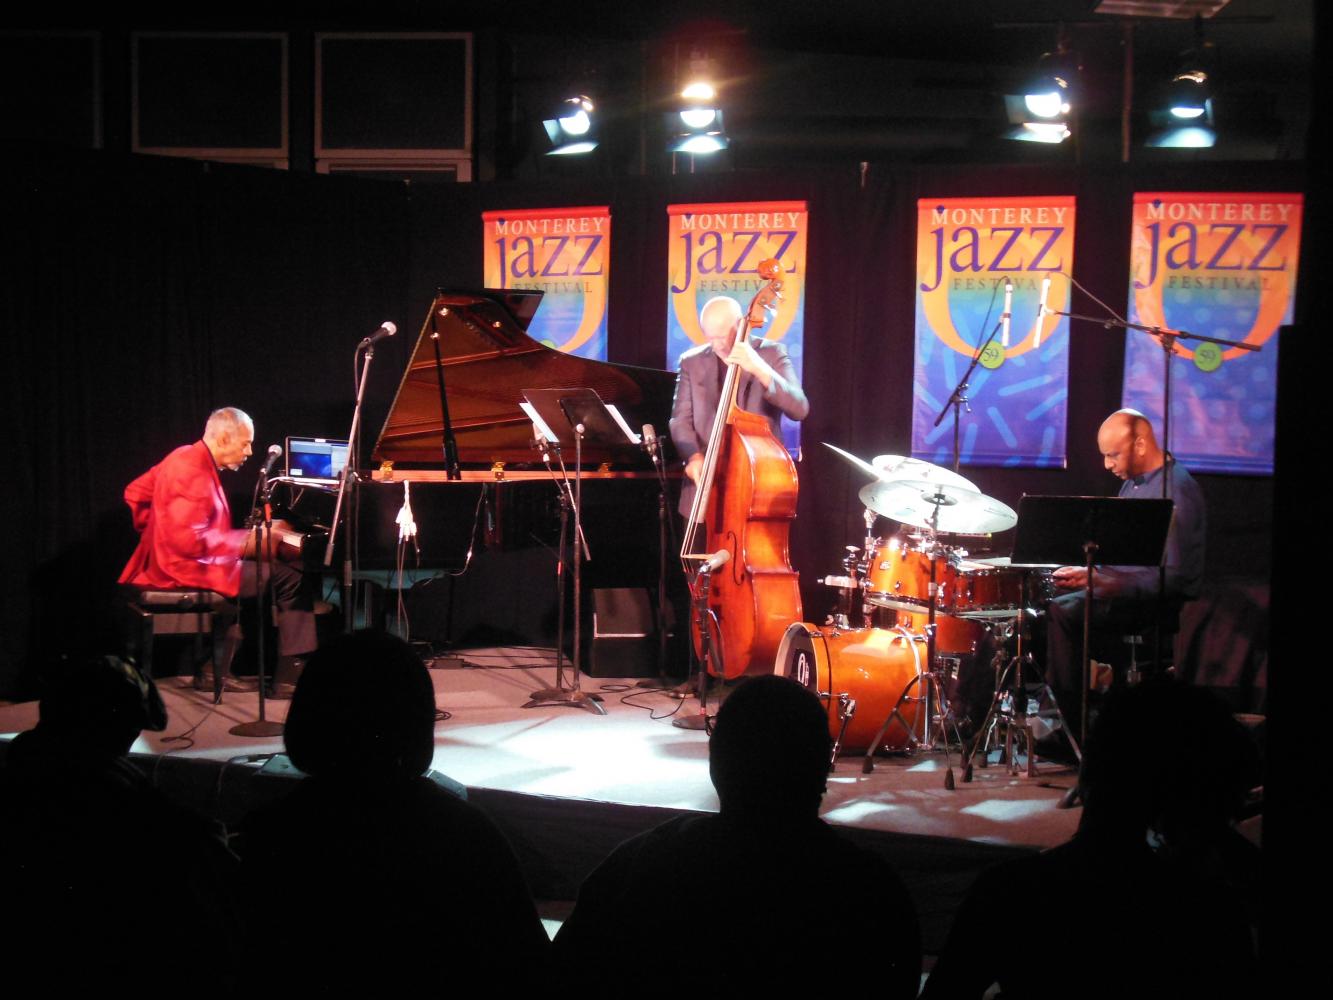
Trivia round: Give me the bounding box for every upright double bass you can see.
[680,260,803,678]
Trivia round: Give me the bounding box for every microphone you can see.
[361,321,397,347]
[702,549,731,573]
[642,424,658,460]
[261,444,283,478]
[1034,275,1052,348]
[1000,280,1013,348]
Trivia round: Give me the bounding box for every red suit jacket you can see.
[119,441,248,597]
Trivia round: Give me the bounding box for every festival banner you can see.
[665,200,808,456]
[1122,192,1302,475]
[912,196,1076,468]
[482,205,611,360]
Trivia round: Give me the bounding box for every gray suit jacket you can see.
[669,337,809,517]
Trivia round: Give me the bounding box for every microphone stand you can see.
[325,338,379,633]
[637,427,676,689]
[231,467,283,738]
[933,310,1005,474]
[524,427,604,715]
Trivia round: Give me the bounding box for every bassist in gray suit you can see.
[669,296,809,519]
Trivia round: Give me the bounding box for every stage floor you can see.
[0,646,1083,950]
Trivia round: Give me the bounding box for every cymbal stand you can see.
[861,506,878,628]
[860,511,965,789]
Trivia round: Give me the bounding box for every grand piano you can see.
[322,288,682,650]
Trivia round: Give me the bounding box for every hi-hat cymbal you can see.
[871,453,978,493]
[858,480,1018,535]
[823,442,978,493]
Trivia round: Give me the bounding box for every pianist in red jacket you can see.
[120,407,316,693]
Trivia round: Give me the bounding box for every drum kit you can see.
[774,443,1066,783]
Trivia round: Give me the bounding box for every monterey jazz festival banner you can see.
[666,200,808,456]
[482,205,611,361]
[912,196,1076,468]
[1122,192,1303,476]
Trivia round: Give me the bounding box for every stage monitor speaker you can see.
[585,587,657,678]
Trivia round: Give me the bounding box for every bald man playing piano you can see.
[120,407,317,695]
[1045,409,1206,729]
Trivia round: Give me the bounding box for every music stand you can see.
[1013,495,1172,750]
[521,388,640,716]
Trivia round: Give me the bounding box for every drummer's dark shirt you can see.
[1102,456,1206,600]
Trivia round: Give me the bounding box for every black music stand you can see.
[521,388,640,715]
[1014,495,1172,752]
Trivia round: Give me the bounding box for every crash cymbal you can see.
[870,453,978,492]
[822,442,882,481]
[858,480,1018,535]
[823,443,979,493]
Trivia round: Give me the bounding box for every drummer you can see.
[1046,410,1206,725]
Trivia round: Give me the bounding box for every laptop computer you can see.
[284,436,350,485]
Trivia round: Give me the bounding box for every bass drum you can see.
[774,624,927,754]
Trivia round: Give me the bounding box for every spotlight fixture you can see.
[1167,69,1210,119]
[543,95,598,156]
[1004,44,1077,145]
[1022,52,1073,121]
[669,80,729,154]
[1147,21,1217,149]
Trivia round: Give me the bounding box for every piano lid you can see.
[372,289,678,468]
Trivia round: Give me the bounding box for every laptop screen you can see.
[285,437,350,481]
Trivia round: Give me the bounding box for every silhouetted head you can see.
[1149,680,1260,847]
[284,631,436,779]
[1078,677,1258,842]
[29,655,166,759]
[708,675,831,821]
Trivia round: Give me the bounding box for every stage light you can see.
[543,95,598,156]
[1146,124,1216,148]
[1168,70,1209,119]
[1008,121,1072,144]
[670,79,729,155]
[1004,43,1077,145]
[1021,52,1074,120]
[1147,22,1217,150]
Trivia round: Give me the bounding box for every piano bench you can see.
[118,587,233,687]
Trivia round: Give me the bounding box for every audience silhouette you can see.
[233,631,548,991]
[554,673,921,996]
[0,656,242,990]
[921,676,1259,999]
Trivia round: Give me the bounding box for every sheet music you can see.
[519,400,559,444]
[603,404,641,445]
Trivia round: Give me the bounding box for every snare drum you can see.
[775,624,927,753]
[950,562,1023,619]
[865,534,959,615]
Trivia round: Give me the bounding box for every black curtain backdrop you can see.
[1,148,1303,697]
[2,149,411,696]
